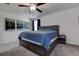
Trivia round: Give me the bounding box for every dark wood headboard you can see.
[39,25,59,35]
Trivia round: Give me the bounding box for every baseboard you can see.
[0,40,19,45]
[66,41,79,46]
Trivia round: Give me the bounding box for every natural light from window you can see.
[34,20,38,31]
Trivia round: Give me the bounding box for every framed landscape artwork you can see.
[5,18,15,30]
[16,21,24,29]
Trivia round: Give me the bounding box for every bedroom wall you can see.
[40,7,79,45]
[0,11,30,44]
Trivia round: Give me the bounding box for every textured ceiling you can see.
[0,3,79,18]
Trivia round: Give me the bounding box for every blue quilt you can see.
[18,30,58,49]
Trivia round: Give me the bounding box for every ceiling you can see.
[0,3,79,18]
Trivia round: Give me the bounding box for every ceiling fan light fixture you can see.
[30,4,36,11]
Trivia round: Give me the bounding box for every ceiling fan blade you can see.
[36,3,45,6]
[18,5,29,7]
[36,8,42,13]
[5,3,10,5]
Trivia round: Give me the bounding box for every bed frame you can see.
[19,25,59,56]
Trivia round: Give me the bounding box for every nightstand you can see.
[58,35,66,44]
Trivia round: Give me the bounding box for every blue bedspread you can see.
[18,30,58,49]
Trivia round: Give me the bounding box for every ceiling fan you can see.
[18,3,45,13]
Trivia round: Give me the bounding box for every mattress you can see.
[21,37,58,46]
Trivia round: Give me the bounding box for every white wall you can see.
[0,11,30,44]
[41,7,79,45]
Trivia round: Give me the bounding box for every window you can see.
[34,20,38,31]
[32,19,40,31]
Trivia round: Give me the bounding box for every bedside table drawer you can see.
[58,35,66,44]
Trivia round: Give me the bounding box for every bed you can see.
[18,25,59,56]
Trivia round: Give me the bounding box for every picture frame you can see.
[16,21,24,29]
[23,21,30,29]
[5,18,15,30]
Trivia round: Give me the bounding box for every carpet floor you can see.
[0,43,79,56]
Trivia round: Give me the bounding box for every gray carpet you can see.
[0,44,79,56]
